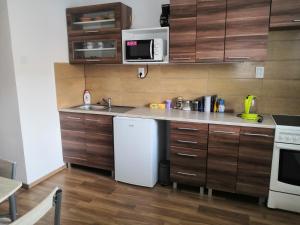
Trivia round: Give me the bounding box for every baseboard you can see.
[22,165,66,189]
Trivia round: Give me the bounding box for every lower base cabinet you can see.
[60,112,114,172]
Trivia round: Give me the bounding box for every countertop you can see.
[60,107,276,129]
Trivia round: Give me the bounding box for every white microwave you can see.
[124,39,166,62]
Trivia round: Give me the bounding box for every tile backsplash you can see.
[55,30,300,115]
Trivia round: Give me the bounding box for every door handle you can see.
[292,20,300,22]
[210,131,238,135]
[242,132,274,138]
[176,127,199,131]
[67,116,81,120]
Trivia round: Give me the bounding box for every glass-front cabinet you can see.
[66,3,131,64]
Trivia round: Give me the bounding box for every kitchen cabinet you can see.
[207,125,240,193]
[66,3,131,64]
[196,0,226,62]
[225,0,271,62]
[170,0,271,63]
[60,112,114,173]
[237,127,274,197]
[169,0,197,63]
[169,121,208,192]
[270,0,300,30]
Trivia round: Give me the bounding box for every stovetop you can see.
[273,115,300,127]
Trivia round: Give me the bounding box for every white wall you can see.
[6,0,71,184]
[68,0,170,29]
[0,0,27,182]
[2,0,169,184]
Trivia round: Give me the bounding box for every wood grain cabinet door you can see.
[237,127,274,197]
[84,114,114,171]
[207,125,240,193]
[225,0,271,62]
[60,113,87,165]
[270,0,300,29]
[170,0,197,63]
[196,0,226,62]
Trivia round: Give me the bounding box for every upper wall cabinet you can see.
[196,0,226,63]
[270,0,300,30]
[66,3,132,64]
[169,0,197,63]
[225,0,271,62]
[170,0,271,63]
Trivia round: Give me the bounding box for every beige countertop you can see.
[60,107,276,129]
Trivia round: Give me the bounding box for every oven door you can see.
[270,142,300,195]
[125,40,154,61]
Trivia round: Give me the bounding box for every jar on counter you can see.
[182,100,191,111]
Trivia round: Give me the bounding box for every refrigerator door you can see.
[114,117,159,187]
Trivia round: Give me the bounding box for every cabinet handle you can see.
[210,131,238,135]
[85,119,100,122]
[177,171,197,177]
[226,57,250,61]
[177,140,198,144]
[177,127,199,131]
[84,30,99,33]
[176,153,198,158]
[292,20,300,22]
[198,57,221,60]
[172,57,192,61]
[242,132,274,138]
[67,116,81,120]
[86,59,101,62]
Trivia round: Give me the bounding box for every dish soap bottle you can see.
[83,90,91,105]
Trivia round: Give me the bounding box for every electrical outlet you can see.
[138,68,145,79]
[256,66,264,79]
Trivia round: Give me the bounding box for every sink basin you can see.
[74,105,108,111]
[72,105,134,113]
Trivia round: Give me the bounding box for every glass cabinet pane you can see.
[71,10,116,31]
[73,40,117,60]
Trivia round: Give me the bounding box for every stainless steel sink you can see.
[76,105,108,111]
[72,105,134,113]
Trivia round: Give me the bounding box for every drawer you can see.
[170,133,207,149]
[209,124,240,135]
[170,121,208,136]
[85,114,113,134]
[60,112,85,131]
[171,166,206,186]
[170,146,207,171]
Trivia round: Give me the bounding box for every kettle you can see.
[241,95,260,121]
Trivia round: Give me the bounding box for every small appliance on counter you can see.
[160,4,170,27]
[238,95,263,122]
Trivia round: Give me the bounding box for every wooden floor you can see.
[1,166,300,225]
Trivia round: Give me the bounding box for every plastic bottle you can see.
[218,99,225,113]
[83,90,91,105]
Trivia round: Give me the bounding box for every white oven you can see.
[268,123,300,213]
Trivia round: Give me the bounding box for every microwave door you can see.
[150,40,153,60]
[126,40,153,61]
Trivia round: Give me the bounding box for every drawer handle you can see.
[172,57,192,60]
[67,116,81,120]
[84,30,99,33]
[210,131,238,135]
[177,140,198,144]
[198,57,220,60]
[242,132,274,138]
[177,171,197,177]
[177,127,199,131]
[226,57,250,61]
[85,119,100,122]
[86,59,101,62]
[176,153,198,158]
[292,20,300,22]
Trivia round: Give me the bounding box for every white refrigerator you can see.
[114,117,163,187]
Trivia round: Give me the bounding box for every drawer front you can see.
[170,146,207,170]
[170,121,208,136]
[170,133,207,149]
[85,114,113,134]
[171,166,206,186]
[61,130,87,164]
[60,112,85,131]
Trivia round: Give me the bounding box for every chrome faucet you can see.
[102,98,112,108]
